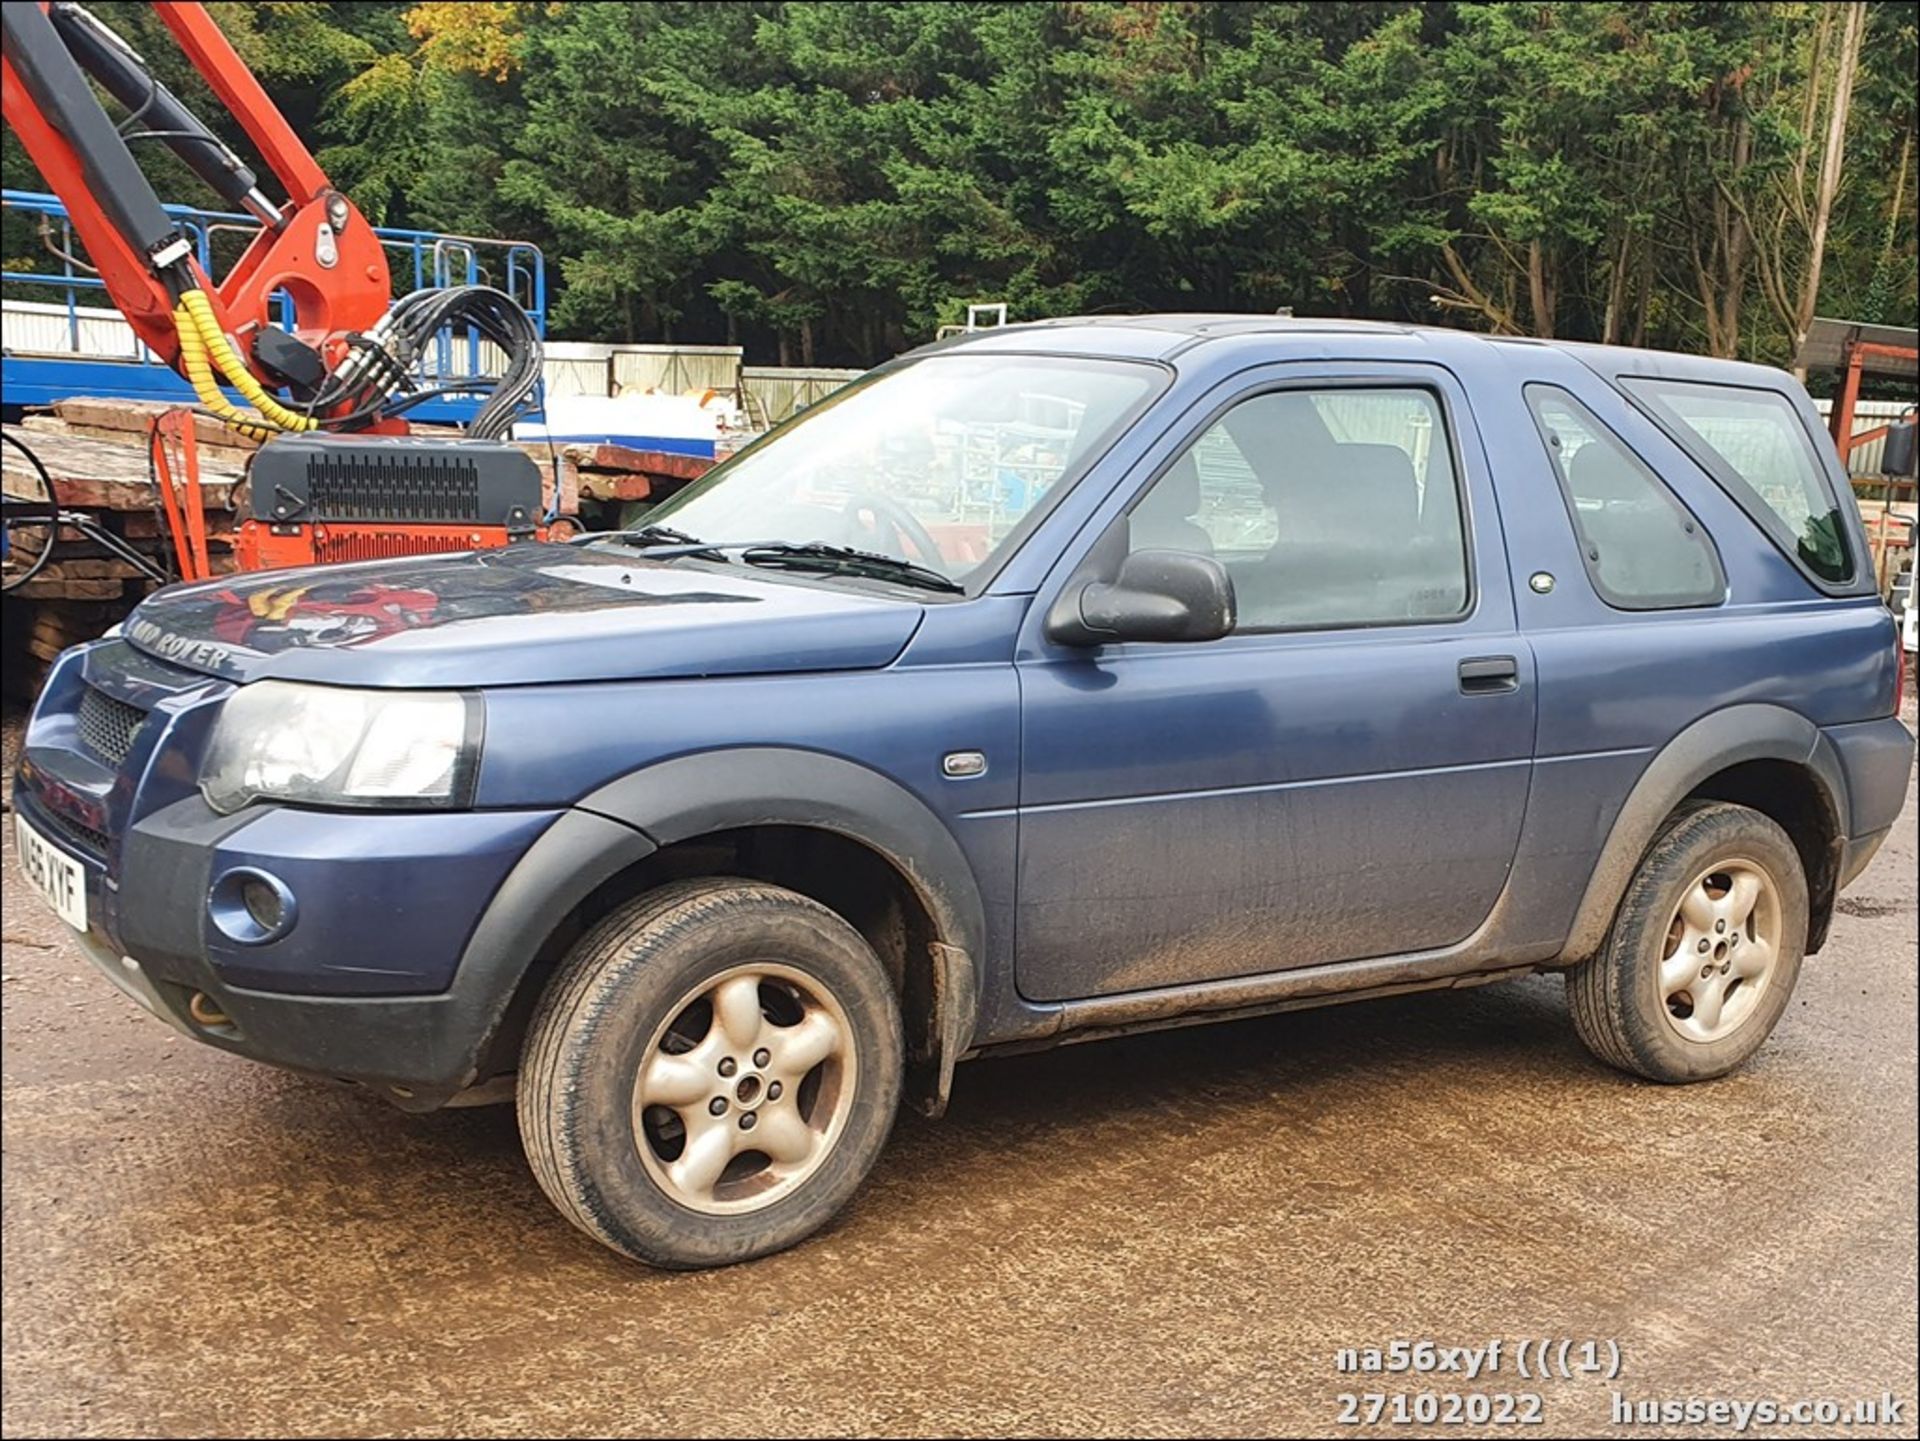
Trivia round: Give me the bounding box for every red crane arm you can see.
[2,1,390,386]
[2,45,177,359]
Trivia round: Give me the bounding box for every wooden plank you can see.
[514,441,708,515]
[558,442,713,482]
[20,473,237,511]
[45,398,263,451]
[578,473,654,503]
[525,455,581,518]
[20,414,258,469]
[26,598,123,630]
[11,576,128,601]
[32,558,146,581]
[3,425,241,508]
[118,512,236,545]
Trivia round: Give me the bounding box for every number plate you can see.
[15,813,88,932]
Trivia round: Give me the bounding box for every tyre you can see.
[1566,801,1807,1083]
[519,877,905,1268]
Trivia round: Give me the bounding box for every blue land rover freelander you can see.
[14,317,1913,1268]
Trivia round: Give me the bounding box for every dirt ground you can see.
[2,702,1915,1439]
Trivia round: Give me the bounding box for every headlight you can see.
[201,681,480,814]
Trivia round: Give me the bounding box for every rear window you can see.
[1618,377,1852,584]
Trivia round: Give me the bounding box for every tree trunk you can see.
[1603,231,1632,347]
[1795,0,1867,356]
[1527,239,1554,337]
[1716,113,1752,359]
[1630,236,1652,349]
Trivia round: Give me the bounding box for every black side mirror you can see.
[1046,547,1236,646]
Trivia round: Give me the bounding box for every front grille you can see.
[307,453,481,522]
[41,806,111,859]
[77,686,148,768]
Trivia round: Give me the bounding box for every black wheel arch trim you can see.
[452,807,659,1083]
[574,746,989,1099]
[1558,703,1848,964]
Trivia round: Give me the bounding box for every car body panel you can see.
[1011,359,1535,1002]
[120,542,926,687]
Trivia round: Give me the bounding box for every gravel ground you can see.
[1,693,1914,1438]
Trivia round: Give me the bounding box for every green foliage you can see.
[5,2,1915,367]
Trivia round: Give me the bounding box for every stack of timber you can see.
[3,410,246,698]
[2,398,715,700]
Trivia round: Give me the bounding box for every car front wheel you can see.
[519,878,904,1268]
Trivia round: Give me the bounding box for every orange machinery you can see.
[3,1,547,580]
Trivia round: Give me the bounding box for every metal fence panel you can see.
[610,345,743,397]
[739,365,864,425]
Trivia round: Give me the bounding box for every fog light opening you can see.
[208,867,298,945]
[241,878,283,933]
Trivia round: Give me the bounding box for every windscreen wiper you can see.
[571,529,963,593]
[737,543,964,594]
[570,523,731,559]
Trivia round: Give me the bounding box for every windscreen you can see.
[639,354,1161,584]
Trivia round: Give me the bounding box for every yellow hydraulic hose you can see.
[172,290,322,440]
[173,305,275,442]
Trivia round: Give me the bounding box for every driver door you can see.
[1014,370,1536,1003]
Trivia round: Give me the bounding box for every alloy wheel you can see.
[631,962,857,1215]
[1657,858,1782,1044]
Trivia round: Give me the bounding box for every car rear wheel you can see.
[519,878,904,1268]
[1566,801,1807,1083]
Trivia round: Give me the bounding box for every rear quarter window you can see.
[1526,385,1724,609]
[1618,377,1853,584]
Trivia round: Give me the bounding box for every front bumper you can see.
[16,783,564,1107]
[63,917,506,1110]
[13,636,575,1106]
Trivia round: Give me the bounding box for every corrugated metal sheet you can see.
[2,300,149,361]
[1793,318,1918,378]
[541,343,613,398]
[610,344,742,397]
[1812,398,1914,476]
[739,366,864,425]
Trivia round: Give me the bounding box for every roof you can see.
[913,313,1432,363]
[1018,312,1413,336]
[1793,318,1919,379]
[925,312,1897,386]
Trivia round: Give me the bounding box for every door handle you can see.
[1458,655,1519,694]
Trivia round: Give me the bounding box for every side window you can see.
[1127,387,1470,630]
[1526,386,1724,609]
[1619,377,1853,584]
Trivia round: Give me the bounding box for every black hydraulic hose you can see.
[1,1,181,261]
[2,431,60,592]
[2,430,171,590]
[50,1,269,221]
